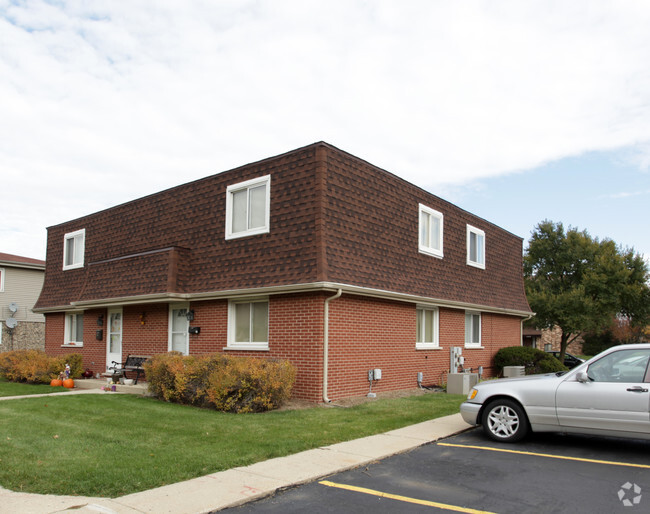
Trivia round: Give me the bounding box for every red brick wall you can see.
[220,293,326,401]
[326,296,523,398]
[44,292,523,401]
[44,309,107,375]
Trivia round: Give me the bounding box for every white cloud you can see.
[2,0,650,259]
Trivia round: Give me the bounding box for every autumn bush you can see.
[144,352,296,413]
[0,350,83,383]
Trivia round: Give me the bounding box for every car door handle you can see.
[626,386,649,393]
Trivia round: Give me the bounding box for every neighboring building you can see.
[35,142,532,401]
[0,252,46,352]
[522,326,584,355]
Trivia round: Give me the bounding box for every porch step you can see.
[72,378,149,395]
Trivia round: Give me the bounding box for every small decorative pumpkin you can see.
[50,378,63,387]
[62,378,75,389]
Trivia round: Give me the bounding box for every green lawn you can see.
[0,388,464,498]
[0,377,68,396]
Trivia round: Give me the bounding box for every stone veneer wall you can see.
[539,326,584,354]
[0,321,45,352]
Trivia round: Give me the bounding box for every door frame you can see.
[168,302,190,355]
[106,308,123,371]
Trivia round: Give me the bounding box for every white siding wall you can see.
[1,266,45,323]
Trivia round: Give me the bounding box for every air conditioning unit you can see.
[503,366,525,377]
[447,373,478,395]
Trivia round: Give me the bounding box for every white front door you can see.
[106,309,123,371]
[169,303,189,355]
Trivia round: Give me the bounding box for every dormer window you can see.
[418,204,443,258]
[466,225,485,269]
[63,229,85,270]
[225,175,271,239]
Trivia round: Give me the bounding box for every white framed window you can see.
[466,225,485,269]
[418,204,443,258]
[416,306,439,349]
[465,311,481,348]
[225,175,271,240]
[227,298,269,351]
[0,267,4,292]
[64,312,84,346]
[63,229,85,270]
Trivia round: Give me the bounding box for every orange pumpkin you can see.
[50,379,63,387]
[62,378,75,389]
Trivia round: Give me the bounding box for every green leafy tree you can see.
[524,220,650,362]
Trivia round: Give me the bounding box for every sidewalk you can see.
[0,390,468,513]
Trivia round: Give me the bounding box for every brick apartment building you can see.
[35,142,532,401]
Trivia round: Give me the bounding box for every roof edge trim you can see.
[34,281,533,318]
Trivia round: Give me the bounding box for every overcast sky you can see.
[2,1,650,262]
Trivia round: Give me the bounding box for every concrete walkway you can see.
[0,387,468,513]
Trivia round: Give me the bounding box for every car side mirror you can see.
[576,371,590,383]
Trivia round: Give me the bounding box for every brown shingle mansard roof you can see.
[35,142,532,315]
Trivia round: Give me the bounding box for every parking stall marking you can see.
[438,442,650,469]
[319,480,497,513]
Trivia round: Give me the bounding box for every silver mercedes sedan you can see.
[460,343,650,442]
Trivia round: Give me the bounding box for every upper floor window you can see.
[416,306,439,349]
[465,311,481,347]
[63,229,85,270]
[0,267,4,292]
[227,298,269,351]
[64,312,84,346]
[466,225,485,269]
[419,204,443,258]
[225,175,271,240]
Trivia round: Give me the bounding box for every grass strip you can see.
[0,391,464,497]
[0,377,69,396]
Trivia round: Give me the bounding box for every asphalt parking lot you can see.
[227,428,650,513]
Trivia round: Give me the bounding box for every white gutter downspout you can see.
[323,289,342,403]
[521,314,533,347]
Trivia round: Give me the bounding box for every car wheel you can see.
[481,399,529,443]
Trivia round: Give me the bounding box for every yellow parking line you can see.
[319,480,496,513]
[438,442,650,469]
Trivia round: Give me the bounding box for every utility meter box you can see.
[503,366,525,378]
[447,373,478,395]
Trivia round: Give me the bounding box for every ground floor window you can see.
[416,306,439,349]
[465,311,481,347]
[64,312,84,346]
[228,298,269,351]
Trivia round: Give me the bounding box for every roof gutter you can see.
[34,281,532,317]
[323,288,342,404]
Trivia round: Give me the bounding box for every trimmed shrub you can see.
[0,350,84,383]
[494,346,567,376]
[144,353,296,413]
[205,356,296,413]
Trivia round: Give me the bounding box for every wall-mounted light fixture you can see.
[97,314,104,327]
[140,312,146,325]
[186,310,195,322]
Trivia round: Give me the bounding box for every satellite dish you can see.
[6,318,18,329]
[8,303,18,313]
